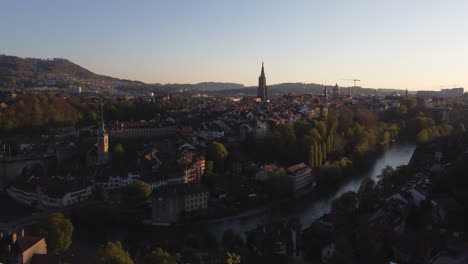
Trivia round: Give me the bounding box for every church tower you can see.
[96,104,110,165]
[323,85,328,104]
[258,62,268,102]
[332,83,340,97]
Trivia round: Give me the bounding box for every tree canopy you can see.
[39,213,74,254]
[143,248,181,264]
[207,141,228,170]
[331,191,358,215]
[121,180,152,207]
[95,241,134,264]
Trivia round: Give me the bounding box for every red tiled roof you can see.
[287,163,311,174]
[16,236,44,252]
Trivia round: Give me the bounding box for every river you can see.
[205,143,416,238]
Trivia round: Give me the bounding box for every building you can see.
[86,106,111,167]
[31,255,94,264]
[96,107,110,166]
[177,150,206,183]
[247,223,298,257]
[255,164,281,182]
[417,87,464,98]
[332,84,340,96]
[287,163,313,192]
[6,177,92,208]
[322,243,336,264]
[257,62,268,102]
[0,230,47,264]
[152,184,209,224]
[94,169,141,191]
[110,125,178,138]
[441,87,464,98]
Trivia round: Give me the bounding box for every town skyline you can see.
[2,1,468,90]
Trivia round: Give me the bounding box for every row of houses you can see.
[6,177,92,208]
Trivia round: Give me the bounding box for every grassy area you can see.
[0,193,38,222]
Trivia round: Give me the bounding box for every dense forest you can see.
[0,93,195,135]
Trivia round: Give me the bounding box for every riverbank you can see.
[146,143,416,230]
[201,143,416,238]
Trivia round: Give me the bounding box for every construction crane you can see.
[341,79,361,87]
[341,79,361,96]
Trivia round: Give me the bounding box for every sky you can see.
[1,0,468,90]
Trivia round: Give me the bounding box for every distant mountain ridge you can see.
[0,55,142,88]
[0,55,405,95]
[195,82,245,91]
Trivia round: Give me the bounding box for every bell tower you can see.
[97,103,110,165]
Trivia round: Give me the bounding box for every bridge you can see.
[0,154,56,190]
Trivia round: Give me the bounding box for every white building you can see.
[7,177,92,208]
[287,163,313,192]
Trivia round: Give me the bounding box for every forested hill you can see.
[0,55,140,88]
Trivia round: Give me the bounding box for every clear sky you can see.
[1,0,468,90]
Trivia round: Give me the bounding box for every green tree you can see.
[307,144,315,168]
[114,143,125,153]
[39,213,74,254]
[143,248,181,264]
[226,252,241,264]
[456,123,466,134]
[207,141,228,170]
[95,241,134,264]
[95,185,109,202]
[122,180,152,207]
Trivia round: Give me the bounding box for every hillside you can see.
[196,82,245,91]
[0,55,405,96]
[0,55,137,88]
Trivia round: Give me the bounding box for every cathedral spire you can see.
[258,62,267,102]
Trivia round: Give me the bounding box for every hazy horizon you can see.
[2,0,468,91]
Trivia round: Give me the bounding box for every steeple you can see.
[96,102,110,166]
[323,85,328,104]
[258,62,268,102]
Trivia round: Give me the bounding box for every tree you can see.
[331,191,358,215]
[455,123,466,134]
[358,178,377,212]
[307,144,315,168]
[207,141,228,171]
[95,241,134,264]
[95,185,109,202]
[39,213,74,254]
[143,248,181,264]
[222,229,244,249]
[226,252,241,264]
[114,143,125,153]
[121,180,152,207]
